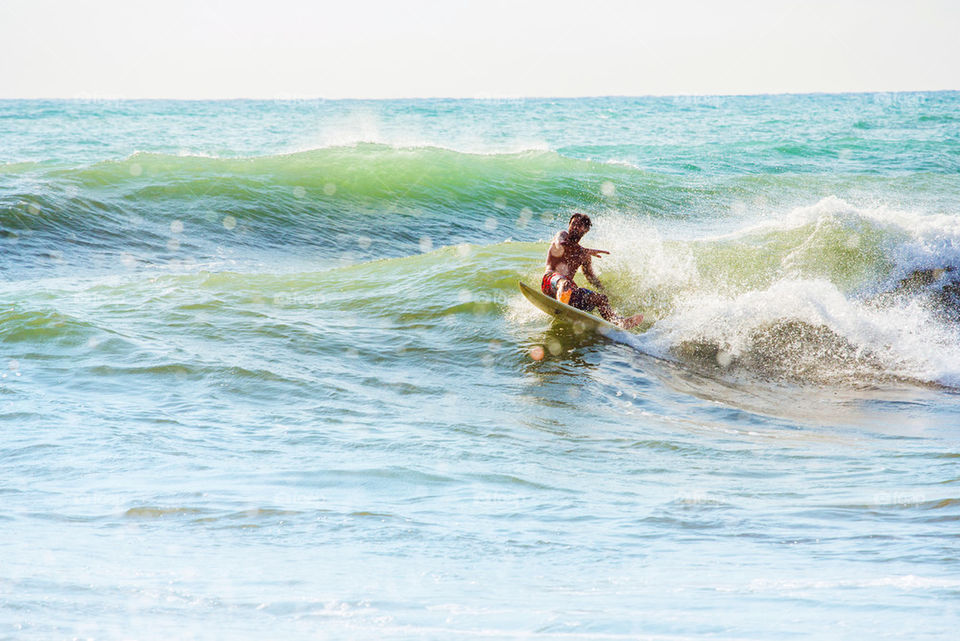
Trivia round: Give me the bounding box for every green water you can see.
[2,94,960,639]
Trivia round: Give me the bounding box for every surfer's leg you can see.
[555,280,575,305]
[592,293,617,321]
[572,288,604,314]
[543,272,575,304]
[582,290,643,329]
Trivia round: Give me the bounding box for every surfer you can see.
[542,213,644,329]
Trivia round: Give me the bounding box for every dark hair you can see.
[569,213,591,229]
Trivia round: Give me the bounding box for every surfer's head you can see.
[568,213,591,240]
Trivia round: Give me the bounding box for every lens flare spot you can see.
[529,346,545,361]
[601,181,616,197]
[717,351,733,368]
[517,207,533,228]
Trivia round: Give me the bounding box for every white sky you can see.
[1,0,958,99]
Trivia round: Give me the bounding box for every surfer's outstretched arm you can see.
[581,255,605,291]
[580,257,643,329]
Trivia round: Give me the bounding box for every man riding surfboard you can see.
[541,213,644,330]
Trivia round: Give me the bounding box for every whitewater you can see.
[1,94,959,639]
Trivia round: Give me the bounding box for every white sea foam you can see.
[587,198,960,387]
[741,575,960,592]
[715,196,960,293]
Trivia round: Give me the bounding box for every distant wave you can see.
[0,145,694,269]
[5,144,956,258]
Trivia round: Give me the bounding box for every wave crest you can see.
[582,198,960,387]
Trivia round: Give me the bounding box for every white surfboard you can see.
[518,280,620,335]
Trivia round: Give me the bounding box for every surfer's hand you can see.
[585,248,609,258]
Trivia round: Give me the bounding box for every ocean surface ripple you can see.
[2,94,959,640]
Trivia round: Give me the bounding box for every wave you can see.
[10,194,960,391]
[39,144,652,207]
[0,198,960,389]
[573,198,960,387]
[4,144,958,275]
[1,144,747,278]
[5,139,960,390]
[0,145,653,265]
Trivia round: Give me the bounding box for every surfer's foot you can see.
[617,313,644,330]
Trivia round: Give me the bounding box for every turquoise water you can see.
[2,94,960,639]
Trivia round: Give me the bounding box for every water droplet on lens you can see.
[517,207,533,228]
[717,351,733,368]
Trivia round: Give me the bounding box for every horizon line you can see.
[2,88,957,102]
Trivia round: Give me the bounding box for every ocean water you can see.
[2,94,960,639]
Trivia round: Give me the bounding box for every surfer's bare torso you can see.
[545,230,607,287]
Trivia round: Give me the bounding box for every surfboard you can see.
[518,280,619,335]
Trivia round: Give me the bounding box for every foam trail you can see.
[581,198,960,387]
